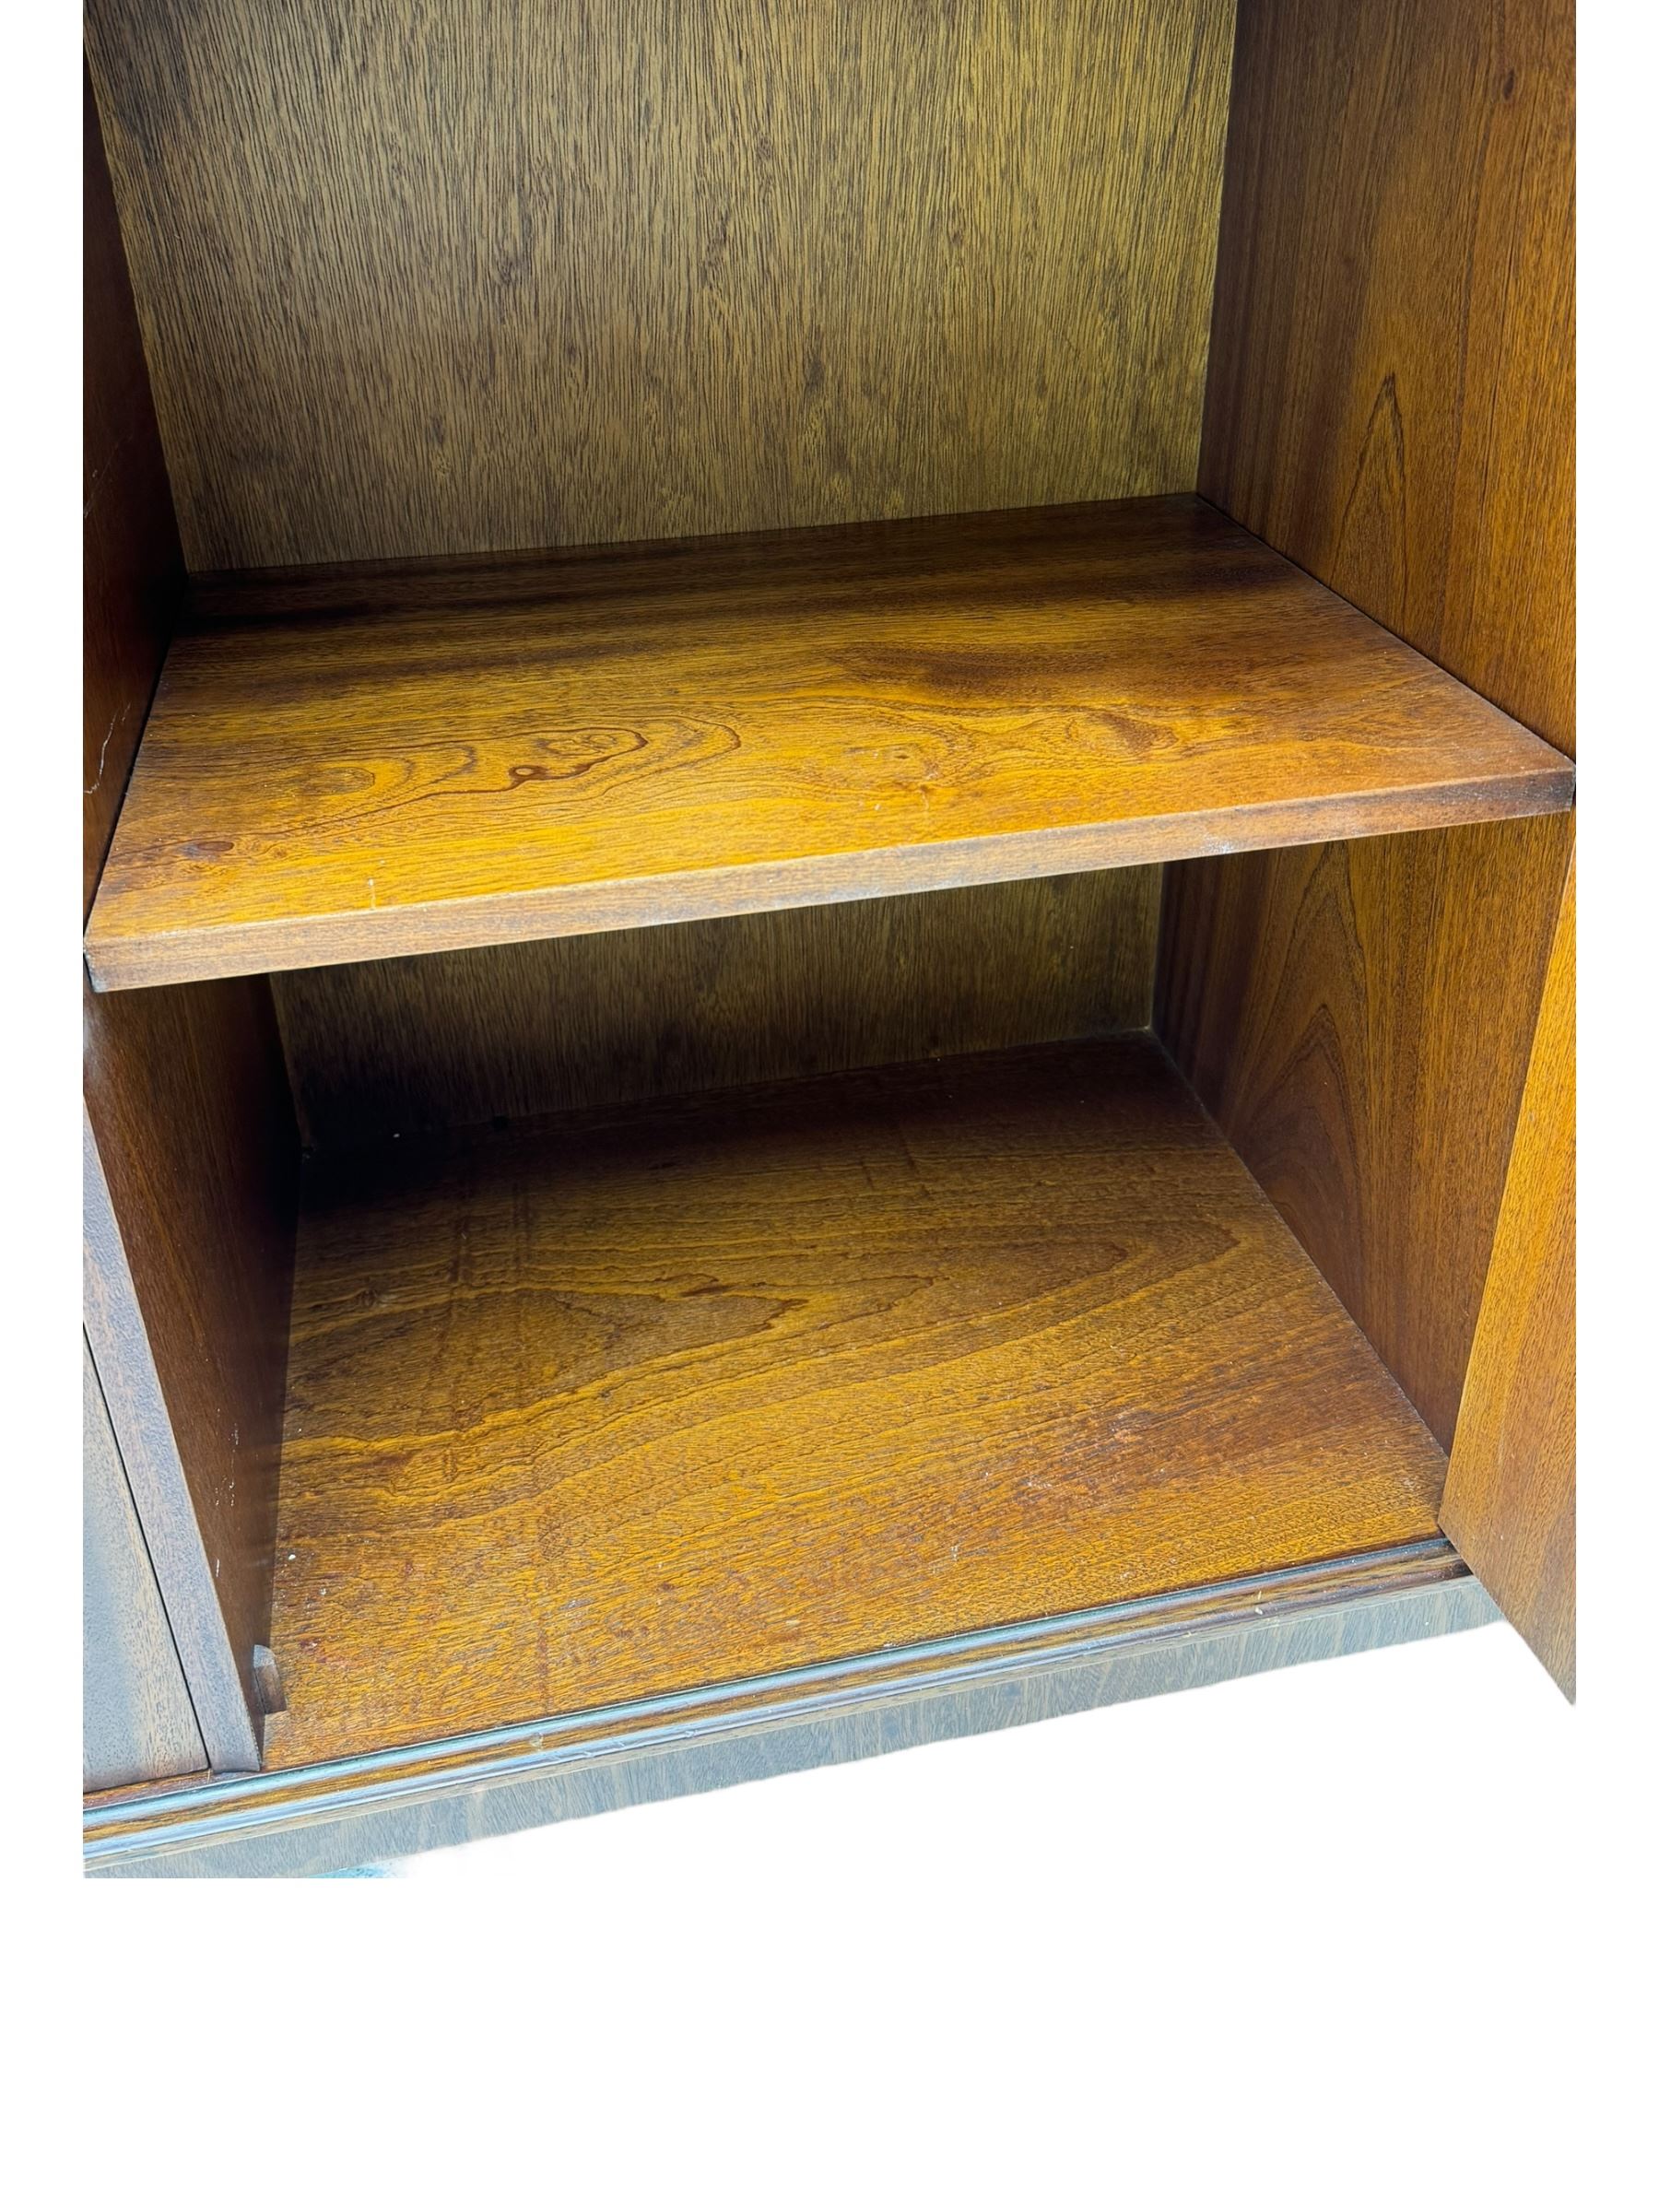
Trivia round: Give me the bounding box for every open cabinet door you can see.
[1441,855,1576,1696]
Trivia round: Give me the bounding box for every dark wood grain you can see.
[83,497,1571,992]
[83,65,302,1775]
[1441,853,1574,1695]
[83,984,300,1771]
[1201,0,1574,753]
[82,61,182,919]
[1172,0,1576,1470]
[1157,817,1571,1449]
[83,1337,207,1792]
[85,0,1234,571]
[274,872,1159,1153]
[90,1547,1496,1876]
[261,1037,1447,1769]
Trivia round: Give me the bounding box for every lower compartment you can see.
[259,1034,1448,1771]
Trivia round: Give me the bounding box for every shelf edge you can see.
[85,767,1575,993]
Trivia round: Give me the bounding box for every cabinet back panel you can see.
[85,0,1234,571]
[276,870,1159,1154]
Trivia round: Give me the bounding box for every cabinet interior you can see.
[82,0,1574,1779]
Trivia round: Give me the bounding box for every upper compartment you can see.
[83,0,1572,996]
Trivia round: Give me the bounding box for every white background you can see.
[7,5,1653,2204]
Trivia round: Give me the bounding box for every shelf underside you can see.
[263,1037,1448,1771]
[84,495,1571,991]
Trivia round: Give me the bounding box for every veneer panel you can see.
[1441,855,1575,1693]
[85,498,1571,992]
[1157,816,1572,1449]
[272,872,1159,1152]
[263,1037,1448,1767]
[85,0,1235,571]
[1201,0,1574,753]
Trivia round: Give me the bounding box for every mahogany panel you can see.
[262,1038,1446,1767]
[1201,0,1574,753]
[85,0,1234,570]
[273,872,1159,1153]
[84,498,1570,991]
[1441,855,1575,1695]
[1158,817,1571,1450]
[82,60,182,918]
[84,982,300,1768]
[1173,0,1575,1488]
[83,74,300,1771]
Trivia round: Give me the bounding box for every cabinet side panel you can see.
[84,984,300,1769]
[83,59,182,916]
[83,68,301,1770]
[275,872,1160,1153]
[85,0,1235,569]
[83,1338,207,1792]
[1200,0,1573,753]
[1166,0,1574,1468]
[1157,818,1570,1451]
[1441,856,1574,1694]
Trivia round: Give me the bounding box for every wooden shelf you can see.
[84,496,1571,992]
[262,1037,1448,1769]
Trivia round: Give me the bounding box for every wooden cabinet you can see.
[81,0,1574,1877]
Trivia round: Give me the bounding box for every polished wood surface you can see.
[85,0,1233,571]
[1175,0,1575,1461]
[1201,0,1574,754]
[275,873,1159,1153]
[84,497,1571,992]
[92,1548,1496,1876]
[83,1337,207,1792]
[1158,817,1571,1449]
[83,985,300,1771]
[1441,855,1574,1695]
[83,72,302,1774]
[82,62,182,918]
[263,1038,1447,1768]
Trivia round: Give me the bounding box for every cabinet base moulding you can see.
[85,1541,1497,1877]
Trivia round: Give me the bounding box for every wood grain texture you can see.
[1201,0,1574,753]
[1173,0,1576,1477]
[83,981,300,1770]
[1441,854,1574,1695]
[1157,816,1572,1450]
[83,1337,207,1792]
[82,61,182,919]
[83,497,1571,992]
[84,1107,256,1771]
[262,1037,1447,1769]
[83,80,300,1775]
[88,1548,1498,1876]
[85,0,1234,571]
[275,872,1159,1153]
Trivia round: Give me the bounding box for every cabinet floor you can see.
[262,1036,1446,1768]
